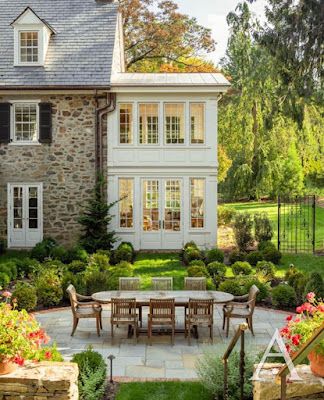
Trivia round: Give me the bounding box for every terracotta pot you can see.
[0,360,17,375]
[308,350,324,377]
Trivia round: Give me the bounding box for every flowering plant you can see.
[0,291,62,366]
[280,293,324,356]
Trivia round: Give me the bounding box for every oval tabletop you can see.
[92,290,234,305]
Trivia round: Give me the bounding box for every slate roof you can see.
[111,73,230,87]
[0,0,118,88]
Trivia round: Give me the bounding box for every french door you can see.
[141,178,183,249]
[8,183,43,248]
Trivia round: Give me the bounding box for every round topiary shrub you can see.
[231,261,252,276]
[187,265,209,278]
[188,259,206,267]
[87,252,110,273]
[205,248,224,264]
[35,269,63,307]
[262,249,282,265]
[303,272,324,299]
[272,284,297,308]
[255,261,276,282]
[68,260,87,274]
[229,250,247,265]
[258,241,276,252]
[0,261,18,281]
[61,246,89,264]
[206,262,227,278]
[218,279,244,296]
[12,282,37,312]
[246,251,264,266]
[0,272,10,288]
[85,271,111,295]
[183,248,203,265]
[184,241,198,250]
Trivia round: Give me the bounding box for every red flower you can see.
[285,344,291,354]
[292,334,301,346]
[13,355,25,366]
[286,315,293,322]
[44,351,52,360]
[280,326,290,337]
[296,306,303,314]
[318,304,324,312]
[294,317,301,323]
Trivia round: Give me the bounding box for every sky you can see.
[174,0,267,65]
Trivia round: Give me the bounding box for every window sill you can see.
[9,142,41,146]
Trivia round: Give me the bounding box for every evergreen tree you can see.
[78,176,118,253]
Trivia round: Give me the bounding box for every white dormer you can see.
[11,7,55,66]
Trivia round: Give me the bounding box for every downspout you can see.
[95,92,117,193]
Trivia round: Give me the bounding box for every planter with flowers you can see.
[280,292,324,377]
[0,291,62,375]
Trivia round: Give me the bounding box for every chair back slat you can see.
[111,298,137,316]
[248,285,260,312]
[150,298,175,317]
[152,277,173,290]
[184,277,206,291]
[119,277,140,291]
[66,284,78,314]
[188,298,214,316]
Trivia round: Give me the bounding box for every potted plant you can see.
[0,291,59,375]
[280,292,324,377]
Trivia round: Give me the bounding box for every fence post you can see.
[277,196,280,251]
[312,195,316,254]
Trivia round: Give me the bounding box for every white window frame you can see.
[190,178,206,230]
[118,178,134,230]
[190,102,206,145]
[164,102,186,145]
[118,103,134,145]
[138,102,160,145]
[14,28,43,66]
[10,100,41,145]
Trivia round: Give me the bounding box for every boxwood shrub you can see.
[35,269,63,307]
[188,259,206,267]
[246,251,264,266]
[0,261,17,280]
[0,272,10,288]
[229,250,247,265]
[272,284,297,308]
[303,272,324,299]
[12,282,37,312]
[187,265,209,278]
[231,261,252,276]
[255,261,276,282]
[205,248,224,264]
[218,279,245,296]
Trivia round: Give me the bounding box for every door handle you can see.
[159,220,161,229]
[163,220,165,229]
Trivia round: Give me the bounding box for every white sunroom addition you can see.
[108,73,230,250]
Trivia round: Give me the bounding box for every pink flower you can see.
[294,317,301,323]
[306,292,316,302]
[44,351,52,360]
[286,315,293,322]
[318,304,324,312]
[2,291,12,298]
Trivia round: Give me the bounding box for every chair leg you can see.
[139,307,142,328]
[99,313,103,330]
[96,317,100,337]
[171,322,175,346]
[222,312,225,330]
[226,317,230,338]
[133,323,137,345]
[148,319,152,346]
[71,317,79,336]
[188,322,191,346]
[111,322,114,338]
[210,323,213,343]
[249,316,255,336]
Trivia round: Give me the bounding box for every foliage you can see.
[262,248,282,265]
[258,240,276,252]
[0,294,61,365]
[86,252,110,274]
[85,271,111,296]
[241,277,270,303]
[285,266,308,303]
[206,262,226,288]
[228,250,246,264]
[61,246,88,264]
[280,294,324,356]
[187,265,209,278]
[12,282,37,312]
[30,237,58,261]
[78,176,118,253]
[120,0,215,70]
[0,261,17,280]
[218,145,232,183]
[255,261,276,282]
[112,242,135,264]
[197,350,255,400]
[254,213,273,243]
[303,272,324,300]
[233,213,254,251]
[217,205,237,226]
[231,261,252,276]
[205,248,224,264]
[68,260,87,274]
[72,347,106,400]
[0,273,10,288]
[246,251,264,266]
[0,239,6,255]
[183,248,204,265]
[188,260,206,267]
[218,279,244,297]
[61,271,87,300]
[50,246,68,262]
[108,261,134,289]
[35,269,63,307]
[40,259,66,279]
[184,241,198,250]
[271,284,297,308]
[15,257,40,278]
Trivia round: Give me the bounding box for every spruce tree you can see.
[78,175,118,253]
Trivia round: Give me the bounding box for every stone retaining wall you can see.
[253,363,324,399]
[0,94,97,246]
[0,361,78,399]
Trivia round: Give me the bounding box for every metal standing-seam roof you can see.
[0,0,118,88]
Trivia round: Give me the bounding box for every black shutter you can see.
[39,103,52,143]
[0,103,11,143]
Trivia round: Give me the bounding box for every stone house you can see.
[0,0,230,250]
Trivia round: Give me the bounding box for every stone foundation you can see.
[253,363,324,400]
[0,94,99,247]
[0,361,78,399]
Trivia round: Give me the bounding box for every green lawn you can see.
[228,201,324,251]
[115,382,211,400]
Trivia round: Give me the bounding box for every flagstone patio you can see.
[35,305,290,380]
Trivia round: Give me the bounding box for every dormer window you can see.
[19,31,39,63]
[11,7,55,67]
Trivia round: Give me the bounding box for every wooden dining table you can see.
[92,290,234,338]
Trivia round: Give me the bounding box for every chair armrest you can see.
[76,301,102,308]
[76,293,93,301]
[233,293,249,302]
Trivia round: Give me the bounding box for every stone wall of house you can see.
[253,363,324,400]
[0,361,78,399]
[0,94,98,247]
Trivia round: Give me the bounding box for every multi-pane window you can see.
[190,103,205,144]
[14,103,38,142]
[13,187,23,229]
[28,187,38,229]
[19,31,38,63]
[164,180,181,231]
[164,103,185,144]
[139,104,159,144]
[119,179,134,228]
[119,104,133,144]
[143,180,159,231]
[190,178,205,228]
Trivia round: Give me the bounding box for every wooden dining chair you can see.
[184,277,206,291]
[119,277,140,291]
[222,284,260,337]
[66,284,103,337]
[152,277,173,290]
[185,298,214,345]
[148,298,175,345]
[119,277,142,327]
[111,298,139,344]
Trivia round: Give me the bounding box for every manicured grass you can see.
[227,201,324,251]
[276,253,324,277]
[115,382,212,400]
